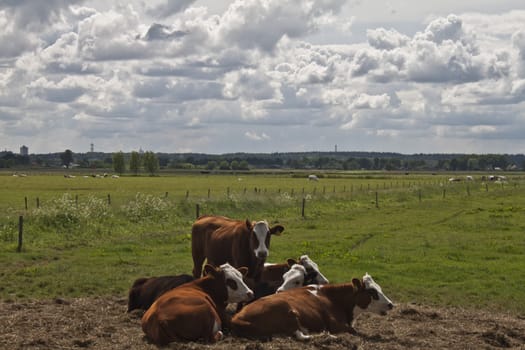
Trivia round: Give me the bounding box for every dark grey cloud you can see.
[143,23,187,41]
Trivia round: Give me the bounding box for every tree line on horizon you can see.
[0,149,523,173]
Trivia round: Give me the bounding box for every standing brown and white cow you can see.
[141,263,254,345]
[191,215,285,281]
[231,273,394,340]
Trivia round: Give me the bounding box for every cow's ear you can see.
[203,264,217,277]
[270,225,285,235]
[237,266,249,277]
[287,258,297,267]
[245,219,252,229]
[352,278,362,290]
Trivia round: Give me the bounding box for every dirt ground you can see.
[1,296,525,350]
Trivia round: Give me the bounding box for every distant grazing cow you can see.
[141,263,254,345]
[127,274,194,312]
[255,255,329,299]
[308,174,319,181]
[191,215,285,281]
[231,273,393,340]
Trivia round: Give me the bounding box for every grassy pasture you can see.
[1,171,524,315]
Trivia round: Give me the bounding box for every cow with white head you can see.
[231,273,394,340]
[191,215,285,282]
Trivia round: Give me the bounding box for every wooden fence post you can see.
[196,204,200,219]
[17,215,23,253]
[375,192,379,208]
[107,194,111,205]
[186,190,189,199]
[24,197,28,210]
[36,197,40,208]
[75,195,78,206]
[301,198,306,218]
[443,189,446,199]
[165,192,168,198]
[208,189,211,198]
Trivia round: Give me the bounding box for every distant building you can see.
[20,145,28,156]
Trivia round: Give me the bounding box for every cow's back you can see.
[191,215,250,277]
[141,285,221,344]
[231,286,344,338]
[128,274,194,312]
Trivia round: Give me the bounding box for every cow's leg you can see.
[191,239,205,279]
[294,329,311,340]
[192,255,205,278]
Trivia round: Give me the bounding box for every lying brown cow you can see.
[127,274,194,312]
[191,215,285,281]
[231,273,393,340]
[142,263,254,345]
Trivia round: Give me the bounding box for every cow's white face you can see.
[276,264,306,292]
[220,263,254,303]
[358,273,394,316]
[299,255,329,285]
[252,221,271,259]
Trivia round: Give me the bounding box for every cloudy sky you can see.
[1,0,525,155]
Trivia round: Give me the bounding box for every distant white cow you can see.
[308,174,319,181]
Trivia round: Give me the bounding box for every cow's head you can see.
[247,220,284,260]
[276,264,306,293]
[299,255,329,285]
[222,263,254,303]
[352,273,394,316]
[204,263,254,303]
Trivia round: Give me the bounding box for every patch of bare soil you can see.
[1,297,525,349]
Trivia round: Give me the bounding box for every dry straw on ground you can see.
[1,297,524,349]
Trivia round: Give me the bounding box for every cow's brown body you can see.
[142,265,249,345]
[127,274,194,312]
[191,215,284,281]
[231,278,388,339]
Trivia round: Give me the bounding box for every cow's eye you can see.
[226,278,238,290]
[368,288,379,300]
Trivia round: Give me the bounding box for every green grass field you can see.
[1,171,524,314]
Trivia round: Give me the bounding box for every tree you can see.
[60,149,74,168]
[129,151,141,175]
[113,151,125,175]
[230,160,240,170]
[143,151,159,176]
[219,160,230,170]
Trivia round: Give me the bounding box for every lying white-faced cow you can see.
[127,274,194,312]
[141,263,254,345]
[191,215,285,281]
[231,273,393,340]
[256,255,329,298]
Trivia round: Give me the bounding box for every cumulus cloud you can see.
[367,28,410,50]
[77,7,149,61]
[216,0,346,52]
[0,0,81,30]
[245,131,270,141]
[147,0,197,18]
[2,1,525,154]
